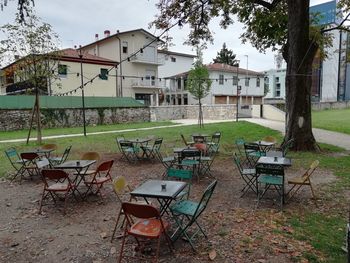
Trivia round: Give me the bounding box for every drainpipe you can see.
[116,33,123,97]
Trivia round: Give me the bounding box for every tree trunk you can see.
[35,86,42,144]
[285,0,318,151]
[198,99,204,128]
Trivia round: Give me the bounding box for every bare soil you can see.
[0,153,338,263]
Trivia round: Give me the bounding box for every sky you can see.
[0,0,330,72]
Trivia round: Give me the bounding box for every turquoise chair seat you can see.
[181,159,199,166]
[242,168,256,175]
[258,174,283,185]
[171,200,204,217]
[163,156,175,162]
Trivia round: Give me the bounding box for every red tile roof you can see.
[60,48,118,66]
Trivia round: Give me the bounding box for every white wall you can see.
[264,68,286,99]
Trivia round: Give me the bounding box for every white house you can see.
[264,68,286,99]
[166,63,265,105]
[81,29,164,106]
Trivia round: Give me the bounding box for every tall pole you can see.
[235,60,240,122]
[244,55,248,104]
[78,48,87,137]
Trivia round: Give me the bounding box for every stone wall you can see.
[0,107,150,131]
[150,105,236,121]
[312,101,350,111]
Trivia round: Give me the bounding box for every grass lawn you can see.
[0,121,175,140]
[312,108,350,134]
[1,120,349,262]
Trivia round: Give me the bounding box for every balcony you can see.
[131,79,163,88]
[129,53,164,65]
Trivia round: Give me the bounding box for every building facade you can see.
[166,63,265,105]
[81,29,163,106]
[264,68,286,100]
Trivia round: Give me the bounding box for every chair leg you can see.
[309,183,318,207]
[155,236,161,263]
[38,189,47,214]
[118,228,128,263]
[111,207,123,242]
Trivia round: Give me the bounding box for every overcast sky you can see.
[0,0,329,72]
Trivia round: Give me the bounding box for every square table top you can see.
[130,180,187,199]
[128,138,152,144]
[173,147,198,153]
[22,148,55,154]
[257,156,292,166]
[54,160,96,169]
[255,140,276,147]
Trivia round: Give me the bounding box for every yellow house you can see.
[81,29,164,106]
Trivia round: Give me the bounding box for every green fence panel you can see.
[0,96,146,109]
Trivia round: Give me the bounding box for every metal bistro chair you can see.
[180,148,201,180]
[233,153,258,197]
[265,138,294,157]
[155,149,177,178]
[244,142,264,167]
[5,148,27,182]
[199,143,219,178]
[119,141,139,163]
[180,134,194,147]
[207,131,221,151]
[49,145,72,166]
[166,165,193,200]
[170,180,217,251]
[20,152,41,179]
[256,164,285,210]
[118,202,173,263]
[141,138,163,160]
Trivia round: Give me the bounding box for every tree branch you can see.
[251,0,283,10]
[321,12,350,33]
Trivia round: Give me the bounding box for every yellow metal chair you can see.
[41,143,58,151]
[78,151,101,176]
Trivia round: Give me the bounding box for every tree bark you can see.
[285,0,318,151]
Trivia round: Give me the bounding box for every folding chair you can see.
[118,202,172,263]
[265,138,294,157]
[39,169,76,215]
[286,160,319,203]
[49,145,72,166]
[244,142,264,166]
[170,180,217,251]
[119,141,139,163]
[256,164,285,210]
[83,160,114,200]
[192,135,205,143]
[141,138,163,160]
[207,131,221,151]
[199,144,218,178]
[180,148,201,180]
[180,134,194,147]
[41,143,57,151]
[155,149,177,178]
[5,148,27,182]
[115,135,125,153]
[20,152,40,178]
[166,165,193,200]
[75,151,101,176]
[263,136,277,144]
[233,153,258,197]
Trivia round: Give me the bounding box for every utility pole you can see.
[77,46,87,136]
[235,60,240,122]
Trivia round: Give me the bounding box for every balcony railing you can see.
[130,53,164,65]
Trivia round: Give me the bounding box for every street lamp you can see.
[76,46,87,136]
[234,60,240,122]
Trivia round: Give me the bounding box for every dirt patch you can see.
[0,154,339,262]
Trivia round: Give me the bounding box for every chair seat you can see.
[16,159,27,163]
[181,159,199,166]
[74,169,95,176]
[49,157,62,162]
[171,200,203,217]
[129,218,169,238]
[46,182,74,191]
[265,151,283,157]
[288,177,309,185]
[163,156,175,162]
[200,156,212,162]
[242,168,256,175]
[258,175,283,185]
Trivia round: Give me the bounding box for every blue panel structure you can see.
[310,0,339,26]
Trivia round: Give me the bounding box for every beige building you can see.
[0,48,118,97]
[81,29,163,106]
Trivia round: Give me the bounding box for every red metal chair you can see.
[39,169,76,215]
[118,202,172,263]
[20,152,40,178]
[83,160,114,200]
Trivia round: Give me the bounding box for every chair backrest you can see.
[193,135,205,143]
[193,180,217,219]
[41,144,57,151]
[256,164,284,177]
[233,153,243,173]
[5,148,20,165]
[61,145,72,163]
[152,138,163,152]
[211,132,221,144]
[42,169,69,181]
[167,168,193,180]
[244,142,260,153]
[96,160,114,173]
[181,148,201,159]
[281,138,294,156]
[113,176,128,194]
[303,160,319,180]
[180,134,189,146]
[81,151,101,162]
[20,152,39,161]
[122,202,160,219]
[119,141,134,149]
[263,136,277,143]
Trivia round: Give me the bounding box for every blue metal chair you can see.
[5,148,26,182]
[170,180,217,250]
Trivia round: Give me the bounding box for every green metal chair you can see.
[170,180,217,250]
[166,166,193,200]
[244,142,265,166]
[5,148,26,182]
[233,153,258,197]
[141,137,163,160]
[155,149,177,178]
[49,145,72,166]
[119,141,139,163]
[265,138,294,157]
[180,148,201,180]
[256,164,285,210]
[199,143,219,178]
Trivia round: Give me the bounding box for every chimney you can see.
[95,33,99,41]
[104,30,110,38]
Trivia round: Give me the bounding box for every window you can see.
[171,57,176,62]
[219,74,224,85]
[275,77,279,83]
[245,77,250,86]
[145,70,156,86]
[177,78,181,90]
[100,68,108,80]
[122,41,128,53]
[275,83,281,97]
[256,77,260,87]
[232,76,238,86]
[58,64,67,78]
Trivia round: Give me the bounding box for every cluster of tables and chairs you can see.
[233,137,319,209]
[5,144,114,214]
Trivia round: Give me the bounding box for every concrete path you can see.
[244,118,350,151]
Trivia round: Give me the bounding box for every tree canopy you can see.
[0,0,34,23]
[213,42,239,66]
